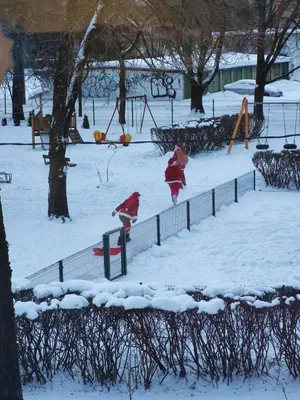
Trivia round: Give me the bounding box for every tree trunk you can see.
[190,79,205,114]
[119,57,126,125]
[48,2,102,219]
[254,0,266,120]
[12,34,25,121]
[254,51,265,120]
[48,33,73,220]
[0,198,23,400]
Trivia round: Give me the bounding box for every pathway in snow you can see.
[120,190,300,288]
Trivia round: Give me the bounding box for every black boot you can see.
[126,233,131,243]
[117,236,121,246]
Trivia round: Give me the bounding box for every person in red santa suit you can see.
[173,143,188,186]
[112,192,140,245]
[165,157,184,205]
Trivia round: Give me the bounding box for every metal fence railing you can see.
[26,240,105,285]
[26,170,256,285]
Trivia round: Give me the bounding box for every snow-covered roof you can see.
[92,52,290,73]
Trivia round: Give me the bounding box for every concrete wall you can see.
[82,68,185,101]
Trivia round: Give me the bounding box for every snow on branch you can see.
[77,1,103,62]
[67,1,103,106]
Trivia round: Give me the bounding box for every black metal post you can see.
[187,201,191,231]
[234,178,238,203]
[120,227,127,276]
[212,99,215,118]
[4,85,7,115]
[78,87,82,117]
[253,170,256,190]
[92,99,95,126]
[59,260,64,282]
[171,99,174,124]
[103,234,110,280]
[212,189,216,216]
[131,99,134,127]
[156,215,161,246]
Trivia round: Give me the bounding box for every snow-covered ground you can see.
[123,189,300,288]
[2,80,299,280]
[1,80,300,399]
[23,374,300,400]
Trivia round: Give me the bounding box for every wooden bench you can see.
[42,155,77,168]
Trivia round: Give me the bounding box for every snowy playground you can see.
[1,79,300,283]
[1,79,300,399]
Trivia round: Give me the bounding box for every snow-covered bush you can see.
[13,282,300,387]
[253,150,300,189]
[151,114,262,155]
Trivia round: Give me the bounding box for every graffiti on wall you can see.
[150,73,176,99]
[82,71,118,99]
[82,69,182,100]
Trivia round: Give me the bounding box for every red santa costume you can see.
[173,144,188,186]
[165,158,184,205]
[112,192,140,243]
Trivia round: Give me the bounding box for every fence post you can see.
[234,178,238,203]
[171,99,174,124]
[156,215,161,246]
[103,233,111,280]
[120,227,127,276]
[212,189,216,216]
[187,201,191,231]
[212,99,215,118]
[92,99,95,126]
[253,170,256,190]
[59,260,64,282]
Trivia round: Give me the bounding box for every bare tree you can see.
[253,0,300,118]
[48,0,102,219]
[0,29,23,400]
[87,1,150,124]
[142,0,245,114]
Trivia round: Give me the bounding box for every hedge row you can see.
[252,150,300,189]
[15,287,300,388]
[151,114,262,155]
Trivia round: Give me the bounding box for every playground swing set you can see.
[92,95,158,147]
[282,103,298,150]
[256,103,271,150]
[227,97,249,155]
[227,98,300,154]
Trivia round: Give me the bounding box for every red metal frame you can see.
[105,95,158,137]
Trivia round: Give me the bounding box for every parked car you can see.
[224,79,283,97]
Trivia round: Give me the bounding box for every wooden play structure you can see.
[31,113,83,150]
[227,97,249,155]
[68,114,84,144]
[31,114,51,150]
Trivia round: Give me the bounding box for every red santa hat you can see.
[132,191,141,197]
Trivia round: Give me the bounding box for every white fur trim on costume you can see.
[117,211,137,220]
[165,180,182,184]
